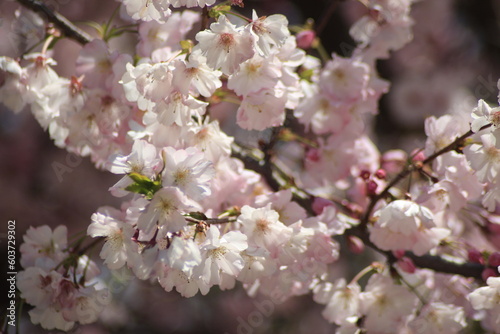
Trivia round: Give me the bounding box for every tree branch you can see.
[347,225,484,279]
[17,0,92,45]
[360,124,492,228]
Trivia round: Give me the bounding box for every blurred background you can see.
[1,0,500,333]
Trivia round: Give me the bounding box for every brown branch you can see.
[17,0,92,45]
[201,6,210,31]
[347,225,484,279]
[231,142,281,192]
[185,216,236,224]
[360,124,492,228]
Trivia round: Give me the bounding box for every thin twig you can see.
[360,124,492,228]
[315,0,341,36]
[185,216,237,224]
[17,0,92,45]
[347,225,484,279]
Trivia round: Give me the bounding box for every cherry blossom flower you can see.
[88,207,137,270]
[137,187,192,239]
[237,204,292,257]
[468,276,500,332]
[162,146,215,200]
[471,99,500,133]
[464,133,500,183]
[195,15,255,75]
[121,0,172,23]
[249,10,290,56]
[319,55,371,105]
[171,52,222,97]
[137,11,200,58]
[159,236,201,276]
[170,0,216,7]
[236,89,287,130]
[197,226,248,286]
[0,57,27,113]
[408,302,467,334]
[20,225,67,268]
[369,200,450,256]
[314,279,361,325]
[360,273,418,332]
[228,54,281,96]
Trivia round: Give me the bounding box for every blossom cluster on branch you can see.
[2,0,500,332]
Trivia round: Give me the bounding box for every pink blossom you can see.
[195,15,255,75]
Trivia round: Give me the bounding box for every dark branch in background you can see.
[17,0,92,44]
[347,225,484,279]
[201,6,210,31]
[315,0,342,36]
[231,142,281,192]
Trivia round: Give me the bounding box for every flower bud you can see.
[398,257,416,274]
[347,235,364,254]
[296,30,316,49]
[482,267,497,281]
[488,252,500,267]
[312,197,334,215]
[468,249,484,264]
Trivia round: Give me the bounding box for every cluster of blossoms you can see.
[16,226,110,331]
[2,0,500,332]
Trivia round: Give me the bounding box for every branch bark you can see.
[17,0,92,45]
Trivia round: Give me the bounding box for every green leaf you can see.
[187,212,208,220]
[125,173,162,197]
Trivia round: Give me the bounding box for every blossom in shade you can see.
[360,273,418,333]
[468,276,500,332]
[88,206,137,270]
[0,56,27,113]
[314,279,361,325]
[20,225,67,268]
[408,302,466,334]
[121,0,171,23]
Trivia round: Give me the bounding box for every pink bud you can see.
[468,249,484,264]
[381,149,407,174]
[487,222,500,234]
[374,169,386,180]
[231,0,244,7]
[393,249,405,259]
[482,267,497,281]
[312,197,334,215]
[306,148,321,162]
[489,252,500,267]
[347,235,364,254]
[398,257,416,274]
[366,180,378,195]
[296,30,316,49]
[411,149,425,162]
[359,170,371,180]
